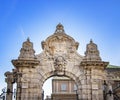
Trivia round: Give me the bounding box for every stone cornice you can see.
[80,61,109,69]
[12,59,40,68]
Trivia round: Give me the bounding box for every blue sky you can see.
[0,0,120,96]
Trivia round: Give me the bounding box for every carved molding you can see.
[80,61,109,70]
[12,59,40,68]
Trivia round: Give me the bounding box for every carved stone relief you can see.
[5,24,115,100]
[54,56,67,72]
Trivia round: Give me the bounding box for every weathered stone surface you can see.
[5,24,120,100]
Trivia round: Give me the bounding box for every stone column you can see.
[81,61,108,100]
[12,59,40,100]
[91,68,106,100]
[5,71,14,100]
[11,38,40,100]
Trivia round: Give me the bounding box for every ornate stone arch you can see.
[40,70,82,87]
[5,24,109,100]
[38,69,84,100]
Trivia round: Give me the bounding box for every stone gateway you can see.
[5,24,120,100]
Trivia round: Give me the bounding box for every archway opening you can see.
[42,77,52,100]
[42,75,78,100]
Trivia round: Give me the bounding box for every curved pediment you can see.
[41,23,79,56]
[36,24,83,77]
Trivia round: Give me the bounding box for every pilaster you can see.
[12,59,40,100]
[81,61,108,100]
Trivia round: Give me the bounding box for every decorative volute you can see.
[18,38,36,60]
[84,39,101,61]
[55,23,65,34]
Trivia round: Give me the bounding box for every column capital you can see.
[4,71,14,84]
